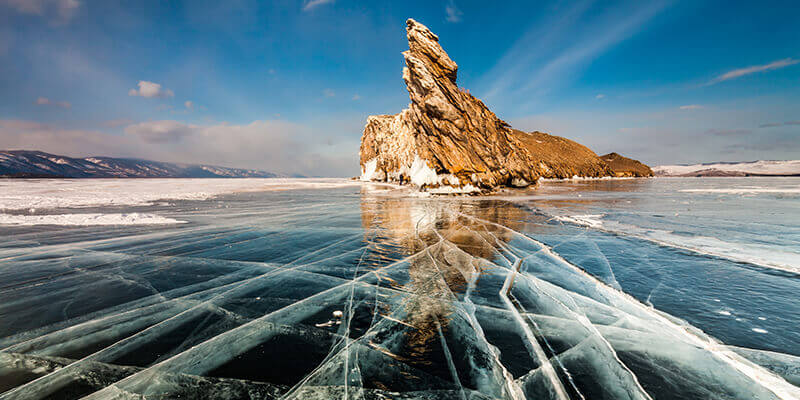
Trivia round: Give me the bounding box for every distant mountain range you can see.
[0,150,286,178]
[653,160,800,177]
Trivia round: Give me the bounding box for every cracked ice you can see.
[0,183,798,399]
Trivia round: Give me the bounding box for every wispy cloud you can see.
[128,81,174,98]
[708,58,799,85]
[760,121,800,128]
[445,0,463,23]
[595,94,606,99]
[705,128,751,136]
[35,97,71,108]
[125,120,195,143]
[302,0,333,12]
[323,88,335,97]
[479,1,670,107]
[351,94,361,101]
[0,0,81,24]
[679,104,703,110]
[184,101,194,111]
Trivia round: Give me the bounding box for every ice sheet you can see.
[0,180,798,399]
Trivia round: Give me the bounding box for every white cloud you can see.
[761,121,800,128]
[595,94,606,99]
[323,88,336,97]
[351,94,361,101]
[184,100,194,111]
[445,0,463,23]
[128,81,174,98]
[708,58,799,85]
[302,0,334,11]
[679,104,703,110]
[35,97,71,108]
[0,0,81,23]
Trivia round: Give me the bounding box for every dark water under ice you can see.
[0,178,798,399]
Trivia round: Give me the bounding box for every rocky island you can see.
[359,19,652,192]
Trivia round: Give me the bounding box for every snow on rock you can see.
[409,155,439,186]
[360,158,381,182]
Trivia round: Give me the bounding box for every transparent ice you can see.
[0,178,798,399]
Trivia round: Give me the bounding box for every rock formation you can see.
[513,130,613,179]
[360,18,652,191]
[599,153,654,177]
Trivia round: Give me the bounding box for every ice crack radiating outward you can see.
[0,185,798,399]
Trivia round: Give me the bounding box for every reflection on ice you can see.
[0,184,798,399]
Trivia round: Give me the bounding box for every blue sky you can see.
[0,0,798,175]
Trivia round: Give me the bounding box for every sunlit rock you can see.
[359,19,652,192]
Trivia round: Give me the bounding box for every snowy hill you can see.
[0,150,280,178]
[653,160,800,177]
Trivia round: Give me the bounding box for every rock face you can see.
[360,19,537,191]
[599,153,654,177]
[513,130,613,179]
[360,19,651,191]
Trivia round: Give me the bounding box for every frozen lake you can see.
[0,177,798,399]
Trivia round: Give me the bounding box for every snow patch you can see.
[553,214,604,229]
[0,213,186,226]
[427,184,480,194]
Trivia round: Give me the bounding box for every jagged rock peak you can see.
[360,18,537,192]
[404,19,458,83]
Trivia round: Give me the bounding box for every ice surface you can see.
[0,179,798,399]
[549,213,800,273]
[680,187,800,194]
[526,178,800,274]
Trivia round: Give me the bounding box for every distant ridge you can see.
[653,160,800,177]
[0,150,284,178]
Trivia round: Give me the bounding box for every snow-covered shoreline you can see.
[0,178,359,211]
[654,160,800,176]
